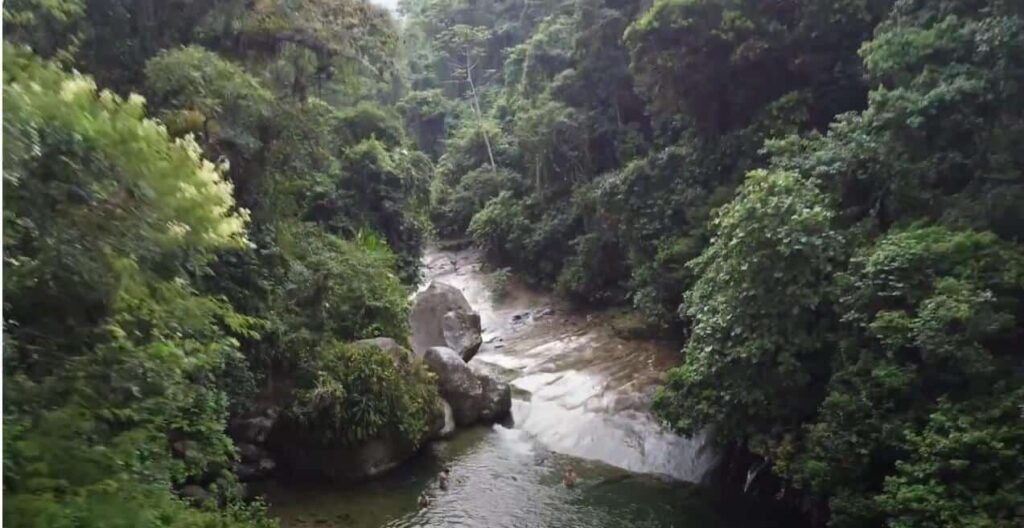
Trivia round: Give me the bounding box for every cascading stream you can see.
[257,247,782,528]
[424,247,716,481]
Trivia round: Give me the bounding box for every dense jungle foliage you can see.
[4,0,1024,526]
[405,0,1024,526]
[3,0,436,525]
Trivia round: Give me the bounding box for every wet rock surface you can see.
[420,247,715,479]
[441,310,483,361]
[410,281,482,358]
[477,373,512,422]
[429,398,456,439]
[423,346,485,425]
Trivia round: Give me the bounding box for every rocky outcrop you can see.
[265,339,449,482]
[478,373,512,422]
[411,281,482,360]
[225,408,280,482]
[442,310,483,361]
[235,442,276,482]
[427,396,456,440]
[424,346,484,425]
[423,346,511,426]
[229,410,278,445]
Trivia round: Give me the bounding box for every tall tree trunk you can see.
[465,50,497,173]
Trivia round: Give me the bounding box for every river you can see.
[257,246,789,528]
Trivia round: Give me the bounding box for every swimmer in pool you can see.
[438,467,451,491]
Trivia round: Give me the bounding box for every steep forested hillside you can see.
[402,0,1024,525]
[3,0,1023,526]
[4,0,436,525]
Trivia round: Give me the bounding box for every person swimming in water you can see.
[438,467,451,491]
[563,465,578,488]
[417,492,431,508]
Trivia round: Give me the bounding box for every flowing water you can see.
[257,247,788,528]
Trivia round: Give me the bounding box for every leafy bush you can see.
[555,232,629,305]
[398,89,453,158]
[3,45,265,527]
[287,340,439,446]
[654,169,845,440]
[335,101,406,148]
[272,222,410,365]
[432,166,524,237]
[340,139,428,283]
[790,226,1024,526]
[468,191,533,261]
[144,46,272,154]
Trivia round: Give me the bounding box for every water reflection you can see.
[259,425,773,528]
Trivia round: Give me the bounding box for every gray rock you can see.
[423,346,511,426]
[410,282,480,357]
[265,340,434,482]
[442,310,483,361]
[423,346,484,425]
[237,442,266,463]
[436,398,456,438]
[425,394,446,439]
[179,484,211,505]
[236,457,277,482]
[229,413,277,444]
[236,463,262,482]
[477,373,512,422]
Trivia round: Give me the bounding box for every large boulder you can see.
[265,338,446,482]
[428,397,456,440]
[423,346,511,426]
[423,346,484,425]
[228,410,278,444]
[477,374,512,422]
[438,398,456,437]
[442,310,483,361]
[411,281,482,359]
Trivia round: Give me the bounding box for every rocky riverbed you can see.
[255,246,791,528]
